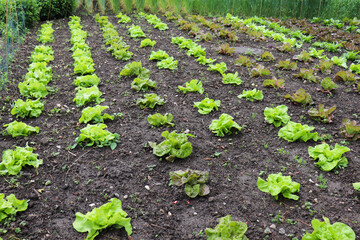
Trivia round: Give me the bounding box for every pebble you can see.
[124,195,128,199]
[114,193,120,198]
[270,224,276,229]
[193,212,197,215]
[89,203,95,207]
[279,228,286,235]
[145,185,150,190]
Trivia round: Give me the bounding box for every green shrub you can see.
[0,0,40,29]
[39,0,75,21]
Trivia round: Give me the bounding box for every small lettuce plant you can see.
[222,72,242,85]
[79,105,114,124]
[205,215,248,240]
[0,194,28,222]
[140,38,156,48]
[149,130,193,162]
[207,62,227,74]
[3,121,39,137]
[136,93,165,109]
[147,113,174,127]
[264,105,291,127]
[238,89,263,102]
[302,217,355,240]
[193,98,220,114]
[209,113,242,137]
[284,88,313,106]
[339,119,360,140]
[178,79,204,94]
[278,121,319,142]
[73,198,132,240]
[131,78,157,92]
[11,99,44,119]
[308,143,350,171]
[257,172,300,200]
[73,86,105,107]
[169,169,210,198]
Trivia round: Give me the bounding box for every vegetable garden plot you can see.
[0,11,359,240]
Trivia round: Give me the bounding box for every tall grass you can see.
[73,0,360,20]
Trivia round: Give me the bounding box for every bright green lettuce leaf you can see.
[26,62,52,84]
[331,56,348,68]
[193,98,220,114]
[169,169,210,198]
[308,143,350,171]
[11,99,44,119]
[309,47,325,59]
[73,86,105,107]
[33,45,53,57]
[209,113,242,137]
[196,56,216,65]
[74,124,119,150]
[222,72,242,85]
[238,88,264,102]
[30,52,54,63]
[113,49,133,61]
[131,78,157,92]
[73,74,100,87]
[116,12,131,23]
[186,46,206,58]
[321,77,338,91]
[148,130,193,162]
[207,62,227,74]
[264,105,291,127]
[0,146,43,175]
[302,217,355,240]
[205,215,248,240]
[79,105,114,124]
[140,38,156,48]
[136,93,164,109]
[353,182,360,191]
[0,193,28,222]
[349,63,360,74]
[73,198,132,240]
[120,61,151,79]
[178,79,204,94]
[73,60,95,75]
[18,79,48,99]
[257,172,300,200]
[3,121,39,137]
[128,25,146,38]
[278,121,319,142]
[38,23,54,43]
[284,88,313,106]
[147,113,174,127]
[157,57,178,70]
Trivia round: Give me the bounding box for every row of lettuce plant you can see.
[139,12,169,31]
[0,22,55,235]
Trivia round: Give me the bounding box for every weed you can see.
[317,174,328,189]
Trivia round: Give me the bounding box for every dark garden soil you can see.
[0,12,360,240]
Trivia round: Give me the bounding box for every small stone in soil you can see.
[279,228,286,234]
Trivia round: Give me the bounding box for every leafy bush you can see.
[120,61,151,79]
[26,62,52,84]
[39,0,74,21]
[207,62,227,74]
[128,25,146,38]
[3,121,39,137]
[331,56,348,68]
[149,130,193,162]
[222,72,242,85]
[131,78,157,92]
[251,64,271,77]
[308,104,336,123]
[1,146,42,175]
[339,119,360,141]
[169,169,210,198]
[140,38,156,48]
[209,113,242,137]
[0,193,28,222]
[74,124,119,150]
[157,57,178,70]
[257,172,300,200]
[37,23,54,43]
[147,113,174,127]
[73,74,100,87]
[149,50,169,61]
[79,105,114,124]
[193,98,220,114]
[11,99,44,119]
[308,143,350,171]
[278,121,319,142]
[302,217,355,240]
[116,12,131,23]
[284,88,312,106]
[187,46,206,57]
[309,47,325,59]
[136,93,164,109]
[264,105,291,127]
[0,0,40,29]
[73,198,132,240]
[263,78,285,89]
[196,56,216,65]
[350,63,360,75]
[238,88,263,102]
[73,86,105,107]
[205,215,248,240]
[178,79,204,94]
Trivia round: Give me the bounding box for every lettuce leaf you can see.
[209,113,242,137]
[120,61,151,79]
[302,217,355,240]
[18,79,48,99]
[257,172,300,200]
[131,78,157,92]
[79,105,114,124]
[222,72,242,85]
[136,93,164,109]
[238,88,264,102]
[308,143,350,171]
[140,38,156,48]
[1,146,43,175]
[73,74,100,87]
[3,121,39,137]
[207,62,227,74]
[148,130,193,162]
[264,105,291,127]
[147,113,174,127]
[353,182,360,191]
[193,98,220,114]
[157,57,178,70]
[0,194,28,222]
[205,215,248,240]
[74,124,119,150]
[169,169,210,198]
[149,50,169,61]
[73,86,105,107]
[11,99,44,119]
[278,121,319,142]
[128,25,146,38]
[73,198,132,240]
[178,79,204,94]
